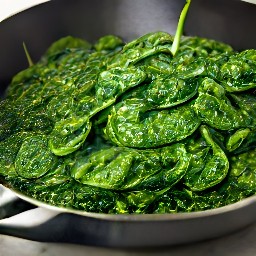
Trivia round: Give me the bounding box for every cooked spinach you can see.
[1,0,256,214]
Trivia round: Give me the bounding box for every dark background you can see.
[0,0,255,97]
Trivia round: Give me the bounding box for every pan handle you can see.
[0,208,64,241]
[0,185,73,243]
[0,207,59,227]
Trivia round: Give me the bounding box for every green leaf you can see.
[226,128,251,152]
[15,135,58,179]
[184,125,229,191]
[105,99,200,148]
[94,35,124,52]
[194,78,249,130]
[220,49,256,92]
[44,36,92,57]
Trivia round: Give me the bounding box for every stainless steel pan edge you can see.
[1,185,256,247]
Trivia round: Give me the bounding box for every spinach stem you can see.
[23,42,34,67]
[171,0,191,56]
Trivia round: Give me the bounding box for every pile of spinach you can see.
[0,0,256,214]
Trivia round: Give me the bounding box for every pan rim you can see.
[2,183,256,222]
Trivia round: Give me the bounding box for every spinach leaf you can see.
[105,99,200,148]
[15,135,58,179]
[220,49,256,92]
[194,78,249,130]
[44,36,92,57]
[184,125,229,191]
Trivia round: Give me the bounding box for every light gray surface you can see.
[1,222,256,256]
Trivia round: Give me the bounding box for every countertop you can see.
[1,221,256,256]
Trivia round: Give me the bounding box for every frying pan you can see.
[0,0,256,248]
